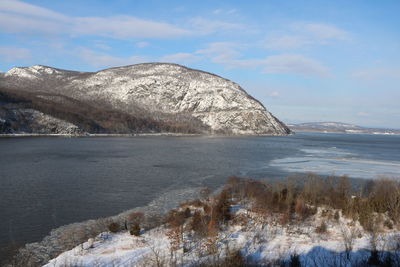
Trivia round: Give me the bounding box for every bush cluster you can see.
[218,175,400,232]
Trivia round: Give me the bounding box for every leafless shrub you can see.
[130,223,141,236]
[144,243,166,267]
[165,210,186,263]
[212,189,232,226]
[200,188,212,200]
[384,219,394,230]
[368,179,400,223]
[295,198,314,221]
[334,210,340,221]
[219,249,246,267]
[340,223,358,260]
[190,211,209,239]
[179,198,204,208]
[128,212,144,225]
[315,221,327,234]
[127,212,144,236]
[107,222,120,233]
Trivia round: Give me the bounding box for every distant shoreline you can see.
[288,122,400,135]
[292,130,400,136]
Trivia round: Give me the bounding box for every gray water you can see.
[1,133,400,261]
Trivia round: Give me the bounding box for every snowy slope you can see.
[0,106,83,135]
[44,207,400,267]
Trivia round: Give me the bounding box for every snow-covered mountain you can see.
[288,122,400,135]
[0,63,290,135]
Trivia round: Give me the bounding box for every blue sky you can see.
[0,0,399,128]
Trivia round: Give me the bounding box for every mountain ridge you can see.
[0,63,290,135]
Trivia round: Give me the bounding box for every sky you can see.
[0,0,399,128]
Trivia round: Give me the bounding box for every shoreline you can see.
[1,131,399,138]
[4,186,206,266]
[0,132,292,138]
[0,133,202,138]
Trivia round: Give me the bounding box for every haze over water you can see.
[0,133,399,260]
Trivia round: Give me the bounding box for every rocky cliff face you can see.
[0,63,290,135]
[0,103,83,135]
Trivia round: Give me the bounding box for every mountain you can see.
[288,122,400,135]
[0,63,290,135]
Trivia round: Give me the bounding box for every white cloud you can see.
[94,43,111,50]
[268,91,280,97]
[196,43,329,77]
[73,16,189,39]
[0,0,189,39]
[212,9,237,15]
[351,68,400,80]
[263,54,329,77]
[357,112,369,117]
[264,23,350,50]
[212,9,222,15]
[264,35,311,50]
[302,23,349,41]
[0,11,68,34]
[79,49,147,68]
[190,17,245,35]
[0,0,68,21]
[0,46,31,61]
[160,53,200,64]
[136,41,149,48]
[0,1,246,39]
[196,42,243,65]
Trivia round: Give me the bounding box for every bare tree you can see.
[339,223,358,260]
[148,243,166,267]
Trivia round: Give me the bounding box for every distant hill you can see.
[288,122,400,135]
[0,64,290,135]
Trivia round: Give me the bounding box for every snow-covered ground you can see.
[44,206,400,266]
